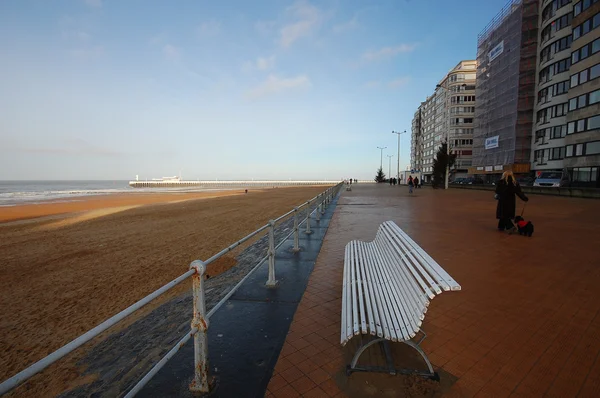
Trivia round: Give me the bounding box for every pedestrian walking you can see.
[414,176,420,189]
[408,176,414,194]
[495,171,528,233]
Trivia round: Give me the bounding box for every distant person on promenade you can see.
[414,176,420,189]
[389,178,393,186]
[408,176,414,194]
[495,171,528,233]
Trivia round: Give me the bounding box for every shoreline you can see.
[0,190,248,224]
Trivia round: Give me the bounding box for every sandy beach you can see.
[0,185,330,396]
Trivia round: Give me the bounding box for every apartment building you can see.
[472,0,539,181]
[410,106,424,173]
[530,0,600,187]
[413,60,477,183]
[564,0,600,186]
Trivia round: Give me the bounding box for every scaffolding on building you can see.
[472,0,538,176]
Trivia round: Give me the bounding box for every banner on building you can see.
[485,135,499,149]
[488,41,504,63]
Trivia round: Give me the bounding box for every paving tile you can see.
[307,367,331,385]
[267,373,289,393]
[301,386,329,398]
[280,366,304,384]
[272,384,301,398]
[290,375,317,395]
[319,378,342,397]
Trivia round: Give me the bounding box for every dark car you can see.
[517,176,535,187]
[463,177,484,185]
[451,178,466,184]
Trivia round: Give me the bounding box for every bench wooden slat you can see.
[356,242,376,335]
[350,241,360,338]
[370,241,411,341]
[381,224,441,298]
[387,222,461,292]
[342,244,351,343]
[352,242,368,335]
[373,237,422,340]
[359,241,385,338]
[364,242,396,341]
[375,232,430,317]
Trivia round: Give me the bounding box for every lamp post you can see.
[377,146,387,170]
[387,154,394,180]
[392,130,406,182]
[436,83,466,189]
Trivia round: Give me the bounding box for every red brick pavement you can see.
[266,184,600,397]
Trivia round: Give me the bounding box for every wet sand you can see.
[0,191,245,223]
[0,186,329,396]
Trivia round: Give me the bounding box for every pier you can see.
[128,180,355,189]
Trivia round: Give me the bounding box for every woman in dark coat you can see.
[495,171,528,232]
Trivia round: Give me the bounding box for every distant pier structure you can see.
[128,177,342,189]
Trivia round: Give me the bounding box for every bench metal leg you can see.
[346,335,436,379]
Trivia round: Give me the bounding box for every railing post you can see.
[315,195,321,222]
[293,207,300,252]
[305,201,312,234]
[266,220,278,286]
[189,260,212,394]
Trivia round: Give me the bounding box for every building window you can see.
[588,115,600,130]
[572,167,598,183]
[543,0,574,24]
[573,12,600,42]
[567,115,600,134]
[586,141,600,155]
[571,38,600,65]
[570,63,600,87]
[590,89,600,105]
[551,125,567,138]
[550,147,566,160]
[574,0,599,17]
[566,145,574,156]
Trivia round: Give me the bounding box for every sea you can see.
[0,180,198,207]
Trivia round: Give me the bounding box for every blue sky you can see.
[0,0,508,180]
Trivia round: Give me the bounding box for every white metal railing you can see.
[0,183,344,397]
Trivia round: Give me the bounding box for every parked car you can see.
[517,176,535,187]
[463,177,484,185]
[451,178,466,184]
[533,171,569,187]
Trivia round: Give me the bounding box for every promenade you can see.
[267,184,600,397]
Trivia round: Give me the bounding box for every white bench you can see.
[341,221,461,378]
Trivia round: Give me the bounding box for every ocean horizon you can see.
[0,180,218,206]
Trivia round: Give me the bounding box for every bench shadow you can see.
[334,338,458,397]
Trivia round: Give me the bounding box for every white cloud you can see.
[242,55,276,73]
[163,44,180,60]
[333,16,359,34]
[362,44,417,62]
[280,1,322,48]
[84,0,102,8]
[246,75,311,99]
[363,80,380,89]
[256,55,276,71]
[388,77,410,88]
[197,20,221,38]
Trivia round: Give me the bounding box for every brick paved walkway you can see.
[266,184,600,397]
